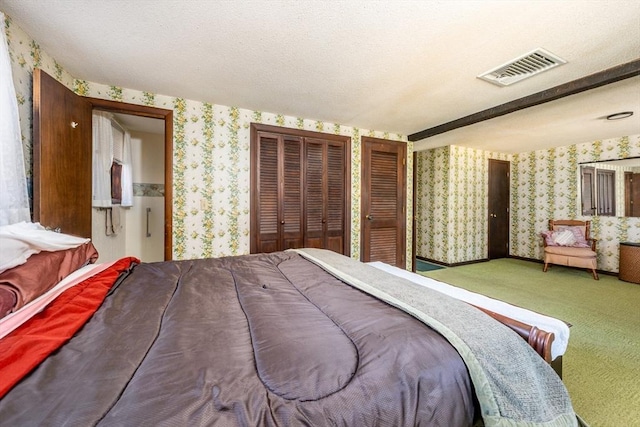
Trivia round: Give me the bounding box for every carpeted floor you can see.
[415,258,445,272]
[420,258,640,427]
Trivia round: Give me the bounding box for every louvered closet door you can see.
[326,141,346,253]
[304,139,326,249]
[256,134,280,253]
[361,137,406,267]
[304,139,347,254]
[253,132,303,253]
[250,123,350,255]
[282,137,304,249]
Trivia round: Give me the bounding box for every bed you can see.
[0,224,577,426]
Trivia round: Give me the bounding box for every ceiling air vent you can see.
[477,48,567,87]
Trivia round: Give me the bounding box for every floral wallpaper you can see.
[415,146,509,264]
[4,14,413,267]
[416,136,640,273]
[511,135,640,273]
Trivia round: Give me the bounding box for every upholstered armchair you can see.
[541,220,598,280]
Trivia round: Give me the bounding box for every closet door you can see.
[250,123,350,255]
[282,136,304,249]
[325,141,347,253]
[251,132,303,253]
[304,138,347,254]
[254,133,280,253]
[304,139,326,249]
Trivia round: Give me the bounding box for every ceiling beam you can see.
[408,59,640,142]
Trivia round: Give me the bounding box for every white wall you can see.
[91,121,127,263]
[91,206,127,263]
[125,131,165,262]
[91,130,165,263]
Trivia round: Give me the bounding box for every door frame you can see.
[88,97,174,260]
[412,151,417,271]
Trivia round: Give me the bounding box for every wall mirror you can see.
[579,157,640,217]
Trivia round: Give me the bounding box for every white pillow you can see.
[553,229,576,246]
[0,222,90,274]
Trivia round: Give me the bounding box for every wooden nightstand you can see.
[619,242,640,284]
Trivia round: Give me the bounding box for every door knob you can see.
[366,215,373,220]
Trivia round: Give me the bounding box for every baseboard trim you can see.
[416,255,489,268]
[417,254,619,277]
[508,255,543,264]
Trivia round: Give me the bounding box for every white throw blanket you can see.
[367,261,569,360]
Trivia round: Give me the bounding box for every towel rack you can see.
[146,208,151,237]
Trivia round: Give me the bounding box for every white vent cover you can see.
[477,48,567,86]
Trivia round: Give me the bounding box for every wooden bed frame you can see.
[475,305,563,376]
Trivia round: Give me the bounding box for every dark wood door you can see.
[488,159,510,259]
[361,137,406,267]
[250,124,350,256]
[33,68,92,237]
[325,141,347,253]
[282,136,305,249]
[252,132,304,253]
[304,139,326,249]
[254,133,279,252]
[304,138,347,253]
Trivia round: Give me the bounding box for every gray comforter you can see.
[1,251,475,426]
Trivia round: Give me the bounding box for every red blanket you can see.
[0,257,138,398]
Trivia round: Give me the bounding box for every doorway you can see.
[32,68,174,260]
[90,113,166,263]
[488,159,510,259]
[89,98,173,260]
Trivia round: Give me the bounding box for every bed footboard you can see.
[473,306,554,363]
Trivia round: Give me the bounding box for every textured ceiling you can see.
[1,0,639,153]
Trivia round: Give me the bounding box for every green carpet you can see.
[420,259,640,427]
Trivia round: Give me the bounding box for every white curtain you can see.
[121,130,133,207]
[0,12,30,225]
[92,111,114,207]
